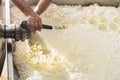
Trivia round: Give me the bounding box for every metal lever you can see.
[21,21,53,30]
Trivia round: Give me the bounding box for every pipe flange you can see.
[15,22,21,41]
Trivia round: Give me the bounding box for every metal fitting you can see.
[0,21,30,41]
[0,21,53,41]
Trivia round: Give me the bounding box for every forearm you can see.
[11,0,35,16]
[34,0,52,15]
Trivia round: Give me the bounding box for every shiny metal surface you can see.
[5,0,15,80]
[7,39,14,80]
[0,21,30,41]
[0,41,6,75]
[0,1,7,79]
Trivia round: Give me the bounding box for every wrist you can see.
[25,11,36,17]
[34,7,41,15]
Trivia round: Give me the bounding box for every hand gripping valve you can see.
[0,21,53,41]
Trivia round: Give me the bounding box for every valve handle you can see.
[20,21,53,30]
[42,24,53,29]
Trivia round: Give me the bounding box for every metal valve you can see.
[0,21,53,41]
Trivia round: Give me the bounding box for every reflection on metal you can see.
[5,0,10,25]
[0,41,8,80]
[5,0,15,80]
[0,0,8,80]
[0,41,6,75]
[7,40,14,80]
[0,21,31,41]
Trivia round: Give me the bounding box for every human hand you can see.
[26,13,42,32]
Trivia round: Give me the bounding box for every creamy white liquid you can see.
[11,3,120,80]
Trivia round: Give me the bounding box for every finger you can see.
[30,22,34,32]
[27,20,32,31]
[33,22,37,33]
[34,22,38,32]
[37,22,41,31]
[38,20,42,31]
